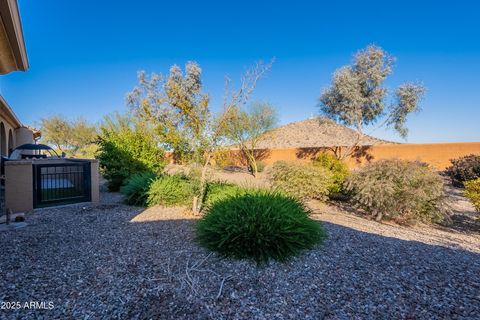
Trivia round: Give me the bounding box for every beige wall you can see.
[225,142,480,170]
[0,119,15,156]
[0,96,35,157]
[5,160,33,213]
[0,119,34,157]
[15,126,33,146]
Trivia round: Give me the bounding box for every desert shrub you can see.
[147,174,196,207]
[344,159,445,224]
[203,181,244,206]
[270,161,333,201]
[255,161,266,173]
[195,189,326,265]
[313,152,350,195]
[464,178,480,212]
[120,172,156,206]
[96,113,166,191]
[446,154,480,187]
[211,148,236,169]
[247,161,266,174]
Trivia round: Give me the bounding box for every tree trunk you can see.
[243,150,258,177]
[250,159,258,177]
[192,152,212,215]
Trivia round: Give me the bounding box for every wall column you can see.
[5,160,33,213]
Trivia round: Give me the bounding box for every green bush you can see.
[195,189,326,265]
[254,161,266,173]
[313,152,350,195]
[270,161,333,201]
[344,159,445,224]
[96,113,166,191]
[147,174,196,207]
[203,181,244,207]
[446,154,480,187]
[464,178,480,212]
[120,172,156,206]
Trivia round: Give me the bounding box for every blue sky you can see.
[1,0,479,143]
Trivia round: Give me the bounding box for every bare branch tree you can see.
[127,59,274,214]
[191,59,274,213]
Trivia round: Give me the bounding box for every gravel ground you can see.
[1,193,479,319]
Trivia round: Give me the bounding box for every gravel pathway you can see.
[1,196,479,319]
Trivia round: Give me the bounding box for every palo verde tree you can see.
[225,101,277,176]
[127,60,272,213]
[318,45,426,159]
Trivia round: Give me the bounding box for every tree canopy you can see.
[225,101,278,176]
[319,45,426,158]
[126,60,273,213]
[39,115,98,158]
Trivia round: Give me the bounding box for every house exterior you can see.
[0,0,35,156]
[1,96,37,156]
[0,1,98,215]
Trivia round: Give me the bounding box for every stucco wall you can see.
[0,121,34,156]
[5,160,33,213]
[227,142,480,170]
[15,126,34,146]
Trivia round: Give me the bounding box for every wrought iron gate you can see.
[33,161,91,208]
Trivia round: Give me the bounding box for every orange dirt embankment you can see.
[225,142,480,170]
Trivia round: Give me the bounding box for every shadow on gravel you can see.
[320,221,480,256]
[2,205,480,319]
[441,214,480,234]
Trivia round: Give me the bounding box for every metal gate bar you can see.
[33,161,91,208]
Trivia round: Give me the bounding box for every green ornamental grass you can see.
[195,189,326,265]
[120,171,156,206]
[147,174,195,207]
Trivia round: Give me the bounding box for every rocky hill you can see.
[254,117,393,149]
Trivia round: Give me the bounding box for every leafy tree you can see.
[225,101,277,176]
[127,63,210,163]
[318,45,426,159]
[96,113,166,191]
[127,60,272,213]
[40,115,98,158]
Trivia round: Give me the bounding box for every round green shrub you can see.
[464,178,480,212]
[147,175,195,207]
[344,159,445,224]
[313,152,350,196]
[270,161,333,201]
[120,171,156,206]
[195,190,326,265]
[446,154,480,187]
